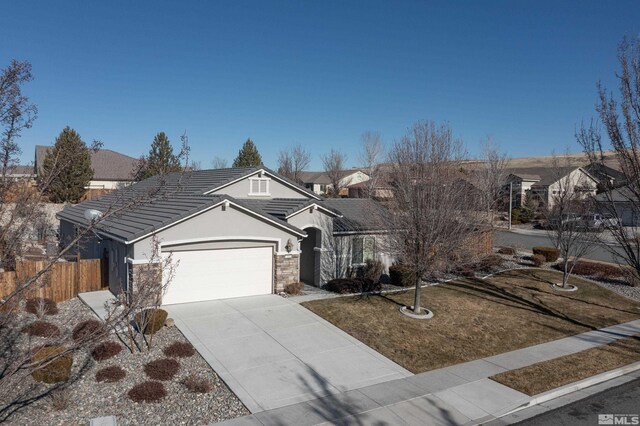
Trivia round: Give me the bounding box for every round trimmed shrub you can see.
[163,342,195,358]
[532,254,546,267]
[497,247,516,255]
[144,358,180,381]
[135,309,168,335]
[31,345,73,384]
[91,341,123,361]
[532,246,560,262]
[72,319,107,342]
[128,381,166,403]
[25,298,58,316]
[389,264,414,287]
[95,365,126,383]
[22,320,61,338]
[182,374,213,394]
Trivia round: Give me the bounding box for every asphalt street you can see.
[495,230,627,264]
[516,377,640,426]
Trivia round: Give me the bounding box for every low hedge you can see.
[532,246,560,262]
[497,247,516,255]
[553,260,622,278]
[22,320,61,338]
[532,254,546,267]
[389,264,414,287]
[324,278,380,294]
[31,345,73,384]
[135,309,168,335]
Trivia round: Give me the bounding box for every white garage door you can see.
[162,246,273,305]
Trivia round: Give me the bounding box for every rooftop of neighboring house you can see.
[6,165,35,176]
[506,166,595,187]
[297,168,367,185]
[35,145,140,182]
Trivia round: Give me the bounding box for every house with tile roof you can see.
[298,169,369,196]
[57,167,395,304]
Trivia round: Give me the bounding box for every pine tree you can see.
[41,127,93,203]
[141,132,181,178]
[232,138,263,168]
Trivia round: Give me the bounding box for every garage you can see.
[162,246,274,305]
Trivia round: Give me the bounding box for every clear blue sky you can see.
[1,1,638,170]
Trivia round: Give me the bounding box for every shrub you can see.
[72,319,107,342]
[363,259,385,283]
[389,264,414,287]
[31,345,73,384]
[91,341,122,361]
[477,255,504,271]
[163,342,195,358]
[135,309,168,335]
[511,208,522,224]
[25,298,58,316]
[128,381,166,403]
[182,374,213,394]
[324,278,380,294]
[284,282,304,296]
[553,260,622,278]
[497,247,516,255]
[532,254,546,267]
[22,320,61,338]
[48,389,70,411]
[144,358,180,381]
[95,365,126,383]
[532,246,560,262]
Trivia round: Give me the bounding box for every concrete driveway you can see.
[164,295,411,413]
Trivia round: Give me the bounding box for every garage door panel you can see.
[162,247,273,305]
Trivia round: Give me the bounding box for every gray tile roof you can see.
[242,198,341,220]
[36,145,139,181]
[322,198,389,234]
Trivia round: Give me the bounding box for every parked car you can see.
[580,213,620,231]
[548,213,581,228]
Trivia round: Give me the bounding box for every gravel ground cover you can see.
[2,298,248,425]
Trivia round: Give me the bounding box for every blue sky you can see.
[1,1,638,169]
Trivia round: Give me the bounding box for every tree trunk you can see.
[413,273,422,313]
[563,259,569,288]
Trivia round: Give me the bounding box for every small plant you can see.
[91,341,123,361]
[532,254,546,267]
[25,298,58,317]
[363,259,385,283]
[552,260,622,278]
[135,308,168,335]
[497,247,516,255]
[128,381,166,403]
[95,366,126,383]
[31,345,73,384]
[388,264,413,287]
[144,358,180,381]
[72,319,107,342]
[283,282,304,296]
[182,374,214,394]
[163,342,195,358]
[48,389,71,411]
[324,278,380,294]
[477,254,504,271]
[532,246,560,262]
[22,320,61,338]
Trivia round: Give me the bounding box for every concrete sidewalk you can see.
[216,319,640,425]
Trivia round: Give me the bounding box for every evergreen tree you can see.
[141,132,181,178]
[41,127,93,203]
[232,138,262,168]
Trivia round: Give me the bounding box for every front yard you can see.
[302,269,640,374]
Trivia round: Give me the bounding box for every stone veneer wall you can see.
[274,253,300,292]
[128,262,163,307]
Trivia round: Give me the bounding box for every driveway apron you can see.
[165,295,411,413]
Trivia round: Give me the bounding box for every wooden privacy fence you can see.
[0,259,108,303]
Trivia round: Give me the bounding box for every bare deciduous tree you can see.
[359,131,384,198]
[383,120,485,316]
[211,156,228,169]
[578,36,640,286]
[0,60,37,178]
[544,154,598,289]
[277,144,311,183]
[321,148,347,197]
[476,137,509,225]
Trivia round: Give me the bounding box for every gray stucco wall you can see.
[210,174,309,199]
[132,203,301,260]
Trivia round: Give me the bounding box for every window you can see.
[249,178,270,195]
[352,236,376,264]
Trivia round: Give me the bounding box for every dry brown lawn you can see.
[491,336,640,396]
[302,269,640,373]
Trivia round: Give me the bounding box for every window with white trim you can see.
[249,178,270,195]
[352,236,376,264]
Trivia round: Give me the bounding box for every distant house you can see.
[505,167,598,208]
[35,145,139,190]
[2,165,36,181]
[595,186,639,226]
[584,163,628,191]
[298,169,369,196]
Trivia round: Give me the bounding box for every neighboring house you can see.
[56,167,393,305]
[298,169,369,196]
[2,165,36,181]
[595,186,640,226]
[504,167,598,208]
[346,179,394,199]
[35,145,139,190]
[584,163,628,191]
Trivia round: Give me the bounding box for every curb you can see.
[498,360,640,418]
